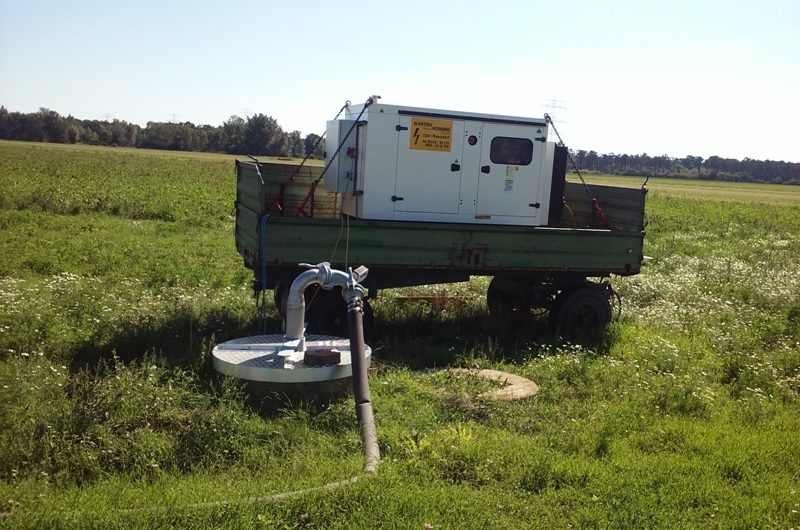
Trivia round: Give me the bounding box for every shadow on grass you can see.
[66,300,618,420]
[68,307,276,373]
[371,303,618,370]
[65,308,353,419]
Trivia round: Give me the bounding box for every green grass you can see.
[582,172,800,206]
[1,140,799,528]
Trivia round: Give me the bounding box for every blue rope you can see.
[257,214,270,335]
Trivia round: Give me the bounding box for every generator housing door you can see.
[393,115,465,214]
[475,123,546,221]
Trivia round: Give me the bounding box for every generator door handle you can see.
[481,165,490,174]
[451,163,461,172]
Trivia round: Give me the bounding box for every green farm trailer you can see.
[234,159,646,337]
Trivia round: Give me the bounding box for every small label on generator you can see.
[409,117,453,152]
[505,166,518,191]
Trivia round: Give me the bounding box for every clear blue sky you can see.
[1,0,798,162]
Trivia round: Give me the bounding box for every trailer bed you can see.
[233,159,645,336]
[234,160,646,291]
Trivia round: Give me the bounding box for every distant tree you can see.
[82,120,113,145]
[704,156,725,172]
[80,128,99,144]
[66,122,81,144]
[4,111,45,142]
[138,122,172,149]
[573,149,587,169]
[108,119,139,147]
[202,124,224,152]
[620,153,630,172]
[0,106,9,139]
[176,121,208,151]
[599,153,615,173]
[684,155,703,177]
[241,114,288,156]
[287,130,304,157]
[585,150,599,171]
[303,133,325,159]
[221,115,245,153]
[653,154,673,173]
[188,125,208,151]
[39,108,70,143]
[137,121,207,151]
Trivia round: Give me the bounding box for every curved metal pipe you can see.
[284,262,352,343]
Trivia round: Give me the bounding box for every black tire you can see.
[553,287,612,338]
[305,288,373,338]
[486,277,529,320]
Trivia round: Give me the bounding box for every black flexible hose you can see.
[347,296,380,473]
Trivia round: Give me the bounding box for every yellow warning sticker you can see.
[409,117,452,152]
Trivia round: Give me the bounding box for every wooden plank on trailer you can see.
[236,160,341,219]
[560,181,645,231]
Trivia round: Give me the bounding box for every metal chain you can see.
[300,101,350,168]
[266,100,351,212]
[295,96,376,217]
[544,114,612,230]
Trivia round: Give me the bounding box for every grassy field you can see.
[1,139,799,528]
[582,172,800,206]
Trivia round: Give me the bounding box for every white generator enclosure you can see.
[323,102,556,226]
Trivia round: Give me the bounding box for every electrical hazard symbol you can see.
[409,117,452,152]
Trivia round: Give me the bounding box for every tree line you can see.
[1,106,798,184]
[571,150,800,185]
[0,106,324,158]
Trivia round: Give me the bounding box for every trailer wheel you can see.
[486,277,529,322]
[553,287,612,338]
[305,288,373,338]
